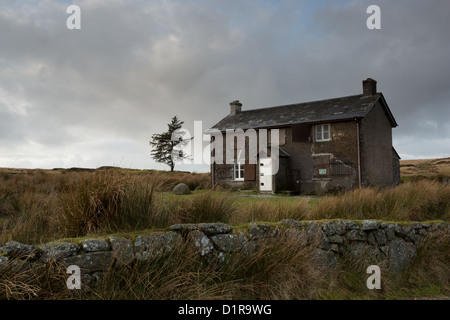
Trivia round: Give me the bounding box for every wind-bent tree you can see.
[149,116,190,171]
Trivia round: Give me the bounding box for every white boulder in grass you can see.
[172,183,191,195]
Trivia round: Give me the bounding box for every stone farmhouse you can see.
[209,78,400,194]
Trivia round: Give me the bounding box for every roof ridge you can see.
[210,92,387,131]
[241,93,377,113]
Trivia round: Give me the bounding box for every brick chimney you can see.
[363,78,377,96]
[230,100,242,115]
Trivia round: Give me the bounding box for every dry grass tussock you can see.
[0,169,210,243]
[0,259,75,300]
[230,198,309,224]
[310,180,450,221]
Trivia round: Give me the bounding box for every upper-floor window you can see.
[315,124,330,142]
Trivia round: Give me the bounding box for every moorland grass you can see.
[1,169,449,245]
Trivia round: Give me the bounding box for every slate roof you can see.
[211,93,398,131]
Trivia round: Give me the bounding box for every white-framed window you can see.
[233,162,245,181]
[315,124,331,142]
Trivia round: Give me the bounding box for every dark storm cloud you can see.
[0,0,449,169]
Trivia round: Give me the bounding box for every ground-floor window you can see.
[233,162,244,181]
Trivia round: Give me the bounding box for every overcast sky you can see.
[1,0,449,172]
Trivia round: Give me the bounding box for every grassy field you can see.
[401,157,450,177]
[0,161,449,300]
[1,167,449,244]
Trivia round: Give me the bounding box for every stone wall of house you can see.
[213,120,367,194]
[360,101,395,187]
[1,220,447,289]
[282,122,360,194]
[393,154,401,186]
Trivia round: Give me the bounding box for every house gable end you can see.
[363,94,398,128]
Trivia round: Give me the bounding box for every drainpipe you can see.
[356,119,362,189]
[211,136,215,190]
[212,163,215,190]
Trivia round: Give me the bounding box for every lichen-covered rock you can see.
[198,223,231,236]
[323,220,347,236]
[109,236,134,265]
[0,241,41,260]
[380,246,389,256]
[411,223,422,230]
[313,249,337,269]
[344,221,360,230]
[367,232,376,245]
[134,232,182,261]
[329,244,340,253]
[418,229,428,237]
[374,229,388,245]
[284,228,308,244]
[400,225,413,237]
[241,240,259,258]
[81,239,109,252]
[321,238,330,251]
[384,224,397,241]
[367,229,387,245]
[404,229,420,243]
[63,252,113,273]
[0,255,8,270]
[249,223,276,240]
[40,242,79,262]
[301,222,327,246]
[347,229,367,241]
[169,224,198,233]
[189,230,215,257]
[388,239,416,273]
[172,183,191,195]
[213,251,229,263]
[306,221,324,238]
[361,220,380,231]
[280,219,306,228]
[327,235,345,244]
[430,222,448,231]
[347,242,386,266]
[210,233,248,252]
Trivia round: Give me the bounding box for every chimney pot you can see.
[363,78,377,96]
[230,100,242,115]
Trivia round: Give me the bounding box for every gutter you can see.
[208,115,367,134]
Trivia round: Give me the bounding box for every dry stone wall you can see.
[0,220,448,288]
